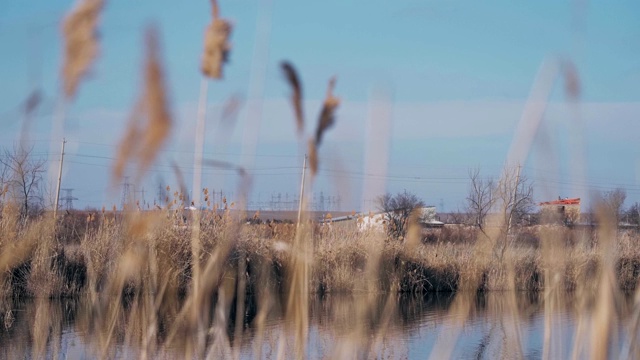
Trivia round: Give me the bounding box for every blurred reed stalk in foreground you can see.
[50,0,105,214]
[112,27,172,185]
[192,0,232,352]
[280,63,340,358]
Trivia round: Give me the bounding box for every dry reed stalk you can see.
[589,205,620,360]
[201,0,232,79]
[113,101,143,183]
[308,77,339,177]
[281,61,304,135]
[204,287,233,358]
[502,280,525,359]
[163,223,238,353]
[190,78,208,356]
[19,90,42,152]
[505,58,559,167]
[61,0,104,99]
[232,252,248,359]
[192,2,232,330]
[252,261,275,359]
[282,221,311,359]
[140,28,171,177]
[314,77,339,147]
[31,298,63,360]
[430,59,561,358]
[539,226,567,359]
[428,290,475,360]
[621,286,640,358]
[308,139,318,177]
[112,27,172,184]
[332,231,389,358]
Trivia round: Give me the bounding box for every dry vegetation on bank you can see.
[2,208,639,300]
[2,203,640,357]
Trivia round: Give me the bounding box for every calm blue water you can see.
[0,292,635,359]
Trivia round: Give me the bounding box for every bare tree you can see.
[0,145,46,218]
[376,190,425,239]
[466,165,534,260]
[466,168,495,231]
[494,165,534,234]
[602,188,626,224]
[623,201,640,226]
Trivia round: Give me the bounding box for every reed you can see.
[61,0,103,99]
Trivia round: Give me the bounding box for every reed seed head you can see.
[61,0,104,99]
[315,76,339,146]
[281,61,304,135]
[112,27,172,184]
[201,1,232,79]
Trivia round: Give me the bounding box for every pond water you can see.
[0,291,636,359]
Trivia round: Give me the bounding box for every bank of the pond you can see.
[2,214,639,299]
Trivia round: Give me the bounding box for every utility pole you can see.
[296,155,307,225]
[53,138,66,218]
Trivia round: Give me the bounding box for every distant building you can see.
[539,197,580,225]
[325,206,444,232]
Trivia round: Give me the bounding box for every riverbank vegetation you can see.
[2,206,639,300]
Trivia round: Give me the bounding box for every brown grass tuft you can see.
[61,0,104,99]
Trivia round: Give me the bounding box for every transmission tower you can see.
[121,176,132,210]
[60,188,78,210]
[134,186,146,208]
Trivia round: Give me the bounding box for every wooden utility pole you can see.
[53,138,66,218]
[296,154,307,225]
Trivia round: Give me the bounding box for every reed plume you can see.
[308,77,339,176]
[201,0,232,79]
[140,28,172,178]
[281,61,304,135]
[112,27,172,184]
[61,0,104,99]
[112,102,142,183]
[315,76,339,146]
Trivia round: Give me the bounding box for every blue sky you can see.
[0,0,639,212]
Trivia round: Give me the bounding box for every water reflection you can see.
[0,291,635,359]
